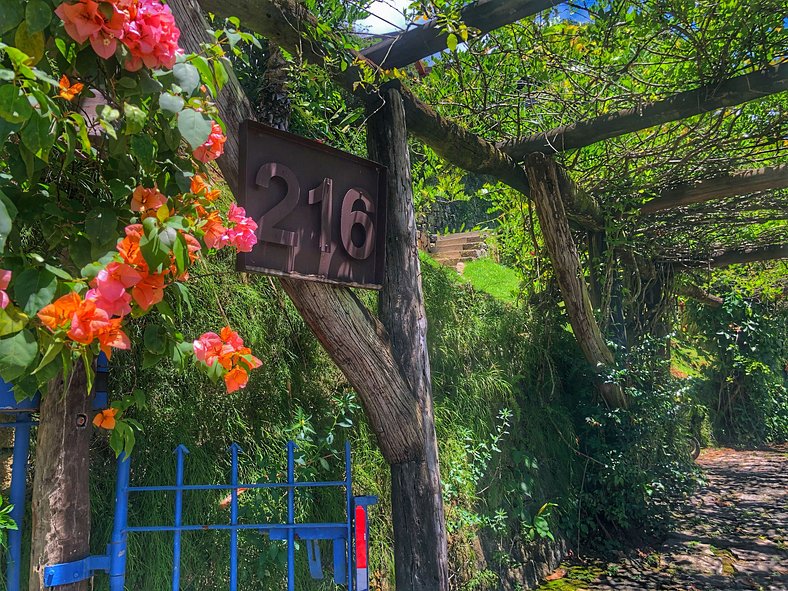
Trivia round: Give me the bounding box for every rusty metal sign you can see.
[237,121,387,289]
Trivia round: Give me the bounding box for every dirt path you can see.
[539,446,788,591]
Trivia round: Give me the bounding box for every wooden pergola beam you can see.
[361,0,562,69]
[709,244,788,267]
[499,62,788,160]
[196,0,605,228]
[641,164,788,213]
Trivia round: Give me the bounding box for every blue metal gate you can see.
[43,440,376,591]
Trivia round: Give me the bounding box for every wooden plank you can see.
[500,63,788,159]
[641,164,788,213]
[361,0,562,69]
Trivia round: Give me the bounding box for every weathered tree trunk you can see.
[171,3,449,587]
[367,88,450,591]
[524,153,627,408]
[29,361,91,590]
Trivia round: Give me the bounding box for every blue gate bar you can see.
[229,443,240,591]
[43,440,373,590]
[172,445,189,591]
[345,441,353,591]
[6,413,32,591]
[108,453,131,591]
[286,441,295,591]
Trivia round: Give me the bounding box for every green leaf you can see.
[85,208,118,249]
[139,231,169,272]
[0,329,38,382]
[14,22,44,64]
[143,324,167,355]
[0,189,17,253]
[172,232,188,274]
[141,349,164,370]
[130,134,156,165]
[213,58,230,91]
[158,92,184,115]
[20,112,53,156]
[173,62,200,95]
[190,56,216,97]
[25,0,51,33]
[446,33,458,51]
[177,108,211,150]
[0,306,28,337]
[123,103,147,134]
[0,84,32,124]
[13,268,57,315]
[0,2,24,35]
[32,341,63,374]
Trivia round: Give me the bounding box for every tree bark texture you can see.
[29,361,91,591]
[367,88,450,591]
[501,62,788,159]
[640,163,788,213]
[524,153,627,408]
[171,0,427,466]
[362,0,562,69]
[676,283,723,308]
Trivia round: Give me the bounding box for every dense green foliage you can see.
[684,279,788,445]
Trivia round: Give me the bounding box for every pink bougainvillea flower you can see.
[55,0,104,44]
[130,186,167,217]
[131,272,165,311]
[92,262,143,301]
[194,326,261,393]
[122,0,181,71]
[0,270,11,309]
[226,204,258,253]
[193,331,223,366]
[55,0,127,59]
[192,122,226,163]
[85,288,132,318]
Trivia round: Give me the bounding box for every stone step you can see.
[432,241,482,254]
[434,232,484,248]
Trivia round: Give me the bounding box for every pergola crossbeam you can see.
[641,164,788,213]
[499,62,788,160]
[361,0,563,69]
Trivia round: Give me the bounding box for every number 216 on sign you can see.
[237,121,387,290]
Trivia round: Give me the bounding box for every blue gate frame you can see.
[43,440,376,591]
[0,353,109,591]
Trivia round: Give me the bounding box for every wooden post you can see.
[524,153,627,408]
[169,3,450,587]
[367,88,450,591]
[29,361,91,590]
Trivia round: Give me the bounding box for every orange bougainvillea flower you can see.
[58,75,84,101]
[93,407,118,430]
[38,291,83,331]
[130,186,167,217]
[118,224,148,270]
[67,297,112,345]
[131,271,165,311]
[96,317,131,359]
[224,366,249,393]
[190,174,220,201]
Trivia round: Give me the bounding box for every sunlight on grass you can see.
[460,257,520,303]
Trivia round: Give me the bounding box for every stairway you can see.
[430,231,486,269]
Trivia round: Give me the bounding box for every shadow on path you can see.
[539,446,788,591]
